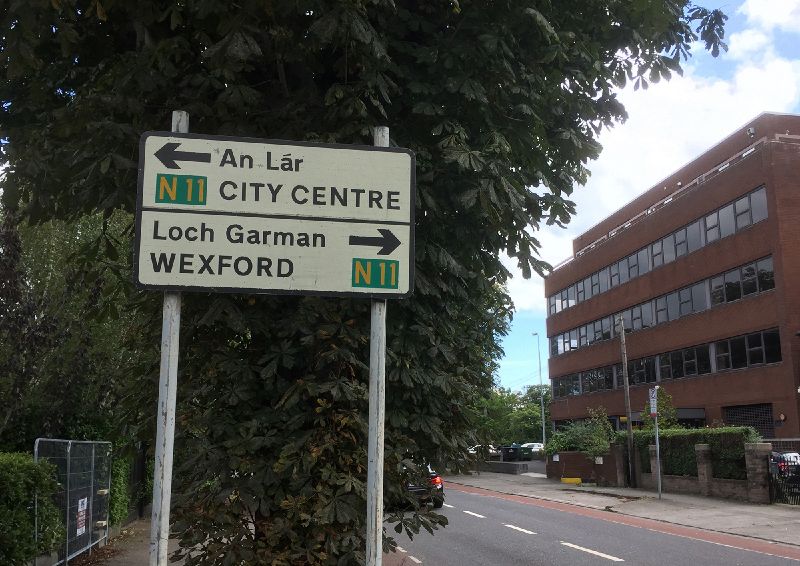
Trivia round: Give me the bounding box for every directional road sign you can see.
[134,132,415,297]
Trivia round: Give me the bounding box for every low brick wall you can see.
[546,447,623,486]
[637,442,770,503]
[479,461,532,474]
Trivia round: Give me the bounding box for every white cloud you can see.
[739,0,800,33]
[728,29,772,60]
[504,39,800,313]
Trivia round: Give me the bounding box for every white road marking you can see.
[396,546,407,553]
[463,510,486,518]
[443,503,454,508]
[561,541,624,562]
[409,557,422,564]
[504,524,537,535]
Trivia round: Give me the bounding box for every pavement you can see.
[89,466,800,565]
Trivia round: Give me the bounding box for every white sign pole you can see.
[651,386,662,500]
[149,111,186,566]
[365,126,389,566]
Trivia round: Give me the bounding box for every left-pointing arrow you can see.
[349,229,401,255]
[154,142,212,170]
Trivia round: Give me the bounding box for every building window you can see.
[548,187,768,315]
[716,340,731,370]
[686,220,703,252]
[719,203,735,238]
[610,262,620,287]
[651,240,663,268]
[655,296,668,324]
[678,287,693,316]
[637,248,650,275]
[662,233,676,264]
[723,403,774,438]
[764,329,781,363]
[691,282,708,312]
[757,257,775,291]
[724,268,742,302]
[629,357,656,385]
[705,211,720,243]
[735,195,751,230]
[674,228,688,258]
[750,187,768,223]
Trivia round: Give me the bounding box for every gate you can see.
[34,439,112,565]
[766,438,800,505]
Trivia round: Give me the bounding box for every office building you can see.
[545,113,800,438]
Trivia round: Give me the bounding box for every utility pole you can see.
[616,315,635,488]
[533,332,546,445]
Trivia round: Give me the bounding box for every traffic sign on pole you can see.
[135,132,415,297]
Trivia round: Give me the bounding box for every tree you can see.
[642,387,680,430]
[1,1,727,562]
[0,209,138,451]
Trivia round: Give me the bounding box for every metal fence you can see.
[34,439,112,565]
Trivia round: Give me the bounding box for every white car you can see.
[468,444,499,456]
[522,442,544,453]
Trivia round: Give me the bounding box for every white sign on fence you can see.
[134,132,415,297]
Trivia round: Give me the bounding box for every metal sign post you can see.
[366,127,389,566]
[650,386,662,500]
[135,119,415,566]
[149,111,186,566]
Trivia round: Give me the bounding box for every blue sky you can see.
[497,0,800,392]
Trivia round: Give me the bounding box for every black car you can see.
[406,466,445,509]
[770,451,800,478]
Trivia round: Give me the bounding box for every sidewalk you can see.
[88,471,800,564]
[445,470,800,548]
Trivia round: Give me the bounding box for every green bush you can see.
[110,455,132,526]
[0,452,64,565]
[617,427,760,479]
[546,409,615,459]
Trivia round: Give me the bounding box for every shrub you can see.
[617,427,760,479]
[0,452,64,565]
[546,408,615,460]
[110,455,132,526]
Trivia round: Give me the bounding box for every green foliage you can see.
[471,385,549,446]
[545,407,614,459]
[110,455,132,526]
[1,0,728,562]
[620,427,760,478]
[0,453,63,565]
[641,387,679,430]
[0,211,136,452]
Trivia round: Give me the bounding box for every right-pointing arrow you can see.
[348,228,401,255]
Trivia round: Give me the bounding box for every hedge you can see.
[0,452,64,565]
[617,427,760,479]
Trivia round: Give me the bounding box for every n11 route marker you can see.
[135,132,415,297]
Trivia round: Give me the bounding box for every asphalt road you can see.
[389,486,800,566]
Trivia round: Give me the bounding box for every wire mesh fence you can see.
[34,439,112,566]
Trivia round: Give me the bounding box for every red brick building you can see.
[544,113,800,438]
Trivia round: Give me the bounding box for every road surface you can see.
[389,483,800,565]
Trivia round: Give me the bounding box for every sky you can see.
[497,0,800,392]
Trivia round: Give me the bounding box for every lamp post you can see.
[533,332,546,445]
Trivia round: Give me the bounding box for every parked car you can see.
[770,451,800,478]
[500,443,533,461]
[522,442,544,453]
[406,466,445,508]
[468,444,499,457]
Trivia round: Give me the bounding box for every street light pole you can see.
[533,332,546,445]
[616,315,635,488]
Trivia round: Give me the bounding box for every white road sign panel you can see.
[134,132,415,297]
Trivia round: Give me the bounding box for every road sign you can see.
[134,132,415,297]
[649,387,658,417]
